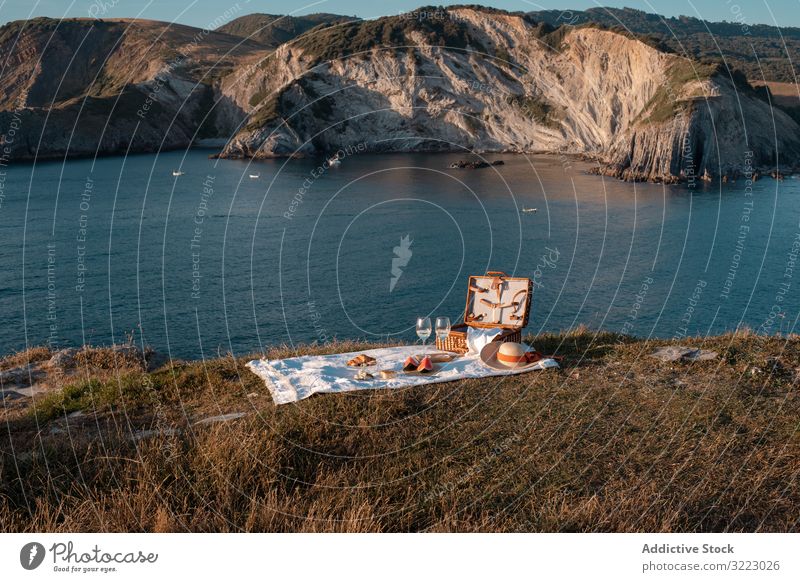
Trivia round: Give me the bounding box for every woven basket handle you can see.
[485,270,507,277]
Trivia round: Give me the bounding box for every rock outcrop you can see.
[217,8,800,181]
[0,17,263,159]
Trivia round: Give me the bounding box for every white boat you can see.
[172,170,185,177]
[327,156,341,167]
[522,207,538,213]
[249,173,260,179]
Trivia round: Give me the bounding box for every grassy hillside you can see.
[216,13,357,48]
[1,330,797,532]
[288,10,480,64]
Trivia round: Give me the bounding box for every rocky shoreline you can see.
[588,163,798,184]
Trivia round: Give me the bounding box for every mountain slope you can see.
[0,17,266,159]
[217,7,800,182]
[2,8,799,181]
[530,7,800,83]
[216,13,357,48]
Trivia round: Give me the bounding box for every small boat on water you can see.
[172,170,185,177]
[249,173,260,179]
[327,156,342,167]
[522,207,538,213]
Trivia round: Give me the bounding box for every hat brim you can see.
[479,342,541,371]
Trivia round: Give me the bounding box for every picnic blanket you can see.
[247,345,558,405]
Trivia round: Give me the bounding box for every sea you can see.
[1,149,798,359]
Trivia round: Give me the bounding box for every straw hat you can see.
[479,341,542,371]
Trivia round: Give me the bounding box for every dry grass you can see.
[1,332,798,532]
[0,346,52,370]
[73,345,148,372]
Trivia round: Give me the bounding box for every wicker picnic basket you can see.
[436,271,533,354]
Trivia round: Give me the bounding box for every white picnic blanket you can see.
[247,345,558,405]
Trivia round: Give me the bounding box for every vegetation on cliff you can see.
[217,13,357,48]
[635,60,722,125]
[288,9,480,64]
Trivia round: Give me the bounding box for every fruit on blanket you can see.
[417,356,434,373]
[348,354,377,367]
[403,356,420,371]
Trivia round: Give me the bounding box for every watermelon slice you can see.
[403,356,420,372]
[417,356,434,374]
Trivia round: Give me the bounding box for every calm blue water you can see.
[1,150,799,359]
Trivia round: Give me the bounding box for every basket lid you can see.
[463,271,532,329]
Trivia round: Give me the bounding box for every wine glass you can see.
[416,317,432,352]
[435,317,451,349]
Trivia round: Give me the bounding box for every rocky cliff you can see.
[218,7,800,182]
[2,8,799,181]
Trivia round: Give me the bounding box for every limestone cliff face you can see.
[603,75,800,182]
[2,9,799,180]
[218,8,800,181]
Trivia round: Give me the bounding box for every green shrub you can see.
[246,90,286,130]
[290,9,485,64]
[32,379,105,421]
[31,374,163,422]
[506,94,562,128]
